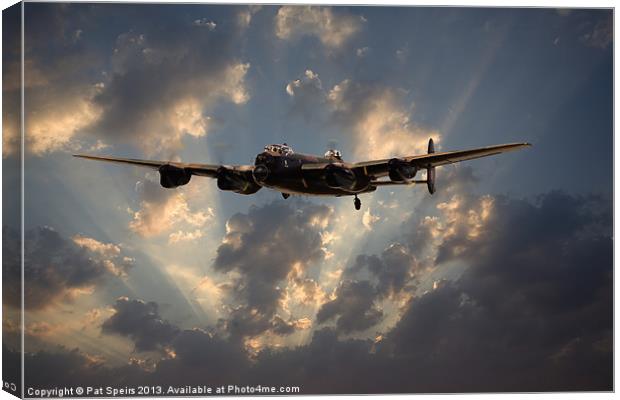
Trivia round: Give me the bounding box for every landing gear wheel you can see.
[282,193,290,199]
[354,195,361,210]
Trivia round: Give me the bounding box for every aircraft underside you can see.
[259,179,377,197]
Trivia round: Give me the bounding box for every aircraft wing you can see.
[72,154,226,177]
[353,142,531,178]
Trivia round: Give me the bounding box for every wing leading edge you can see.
[72,154,227,178]
[355,142,531,178]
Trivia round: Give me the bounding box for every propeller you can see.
[252,164,269,182]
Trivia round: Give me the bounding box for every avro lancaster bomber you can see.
[75,139,530,210]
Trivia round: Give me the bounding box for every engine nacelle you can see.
[388,158,417,182]
[217,168,261,195]
[324,164,357,191]
[159,164,192,188]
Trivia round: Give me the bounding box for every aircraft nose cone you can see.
[252,164,269,183]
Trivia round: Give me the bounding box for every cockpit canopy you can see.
[324,149,342,160]
[264,143,294,156]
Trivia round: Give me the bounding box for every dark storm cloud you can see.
[251,328,382,393]
[260,191,612,392]
[16,328,249,389]
[316,280,383,334]
[18,191,613,393]
[3,226,131,310]
[21,346,148,390]
[102,298,180,352]
[390,191,610,391]
[155,328,250,384]
[213,201,332,339]
[218,310,300,338]
[315,242,417,334]
[269,315,297,336]
[348,243,417,297]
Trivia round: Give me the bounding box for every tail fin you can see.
[427,138,436,194]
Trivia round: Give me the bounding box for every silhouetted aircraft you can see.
[74,138,530,210]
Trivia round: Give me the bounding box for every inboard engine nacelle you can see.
[324,164,358,191]
[216,168,261,195]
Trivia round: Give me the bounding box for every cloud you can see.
[285,70,440,159]
[73,235,134,277]
[580,15,612,49]
[25,83,103,155]
[168,229,204,244]
[349,243,418,299]
[129,179,214,238]
[15,190,613,392]
[213,201,333,340]
[92,26,250,155]
[25,322,63,338]
[20,345,149,390]
[251,328,382,393]
[0,5,117,157]
[328,79,440,159]
[102,297,180,352]
[3,38,103,156]
[356,46,370,57]
[362,207,380,230]
[270,316,312,335]
[395,47,408,62]
[275,6,364,50]
[192,18,216,30]
[237,5,262,30]
[314,242,418,335]
[3,226,132,310]
[285,69,326,120]
[2,49,21,158]
[286,69,322,97]
[262,191,612,392]
[400,166,482,261]
[8,5,252,158]
[380,191,611,391]
[316,280,383,334]
[159,328,249,383]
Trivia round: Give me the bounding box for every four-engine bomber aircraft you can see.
[75,138,530,210]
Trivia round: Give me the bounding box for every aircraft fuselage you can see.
[253,151,376,196]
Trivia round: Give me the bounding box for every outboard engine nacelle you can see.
[159,164,192,188]
[324,164,357,191]
[388,158,417,182]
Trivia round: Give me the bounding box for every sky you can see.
[2,3,613,394]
